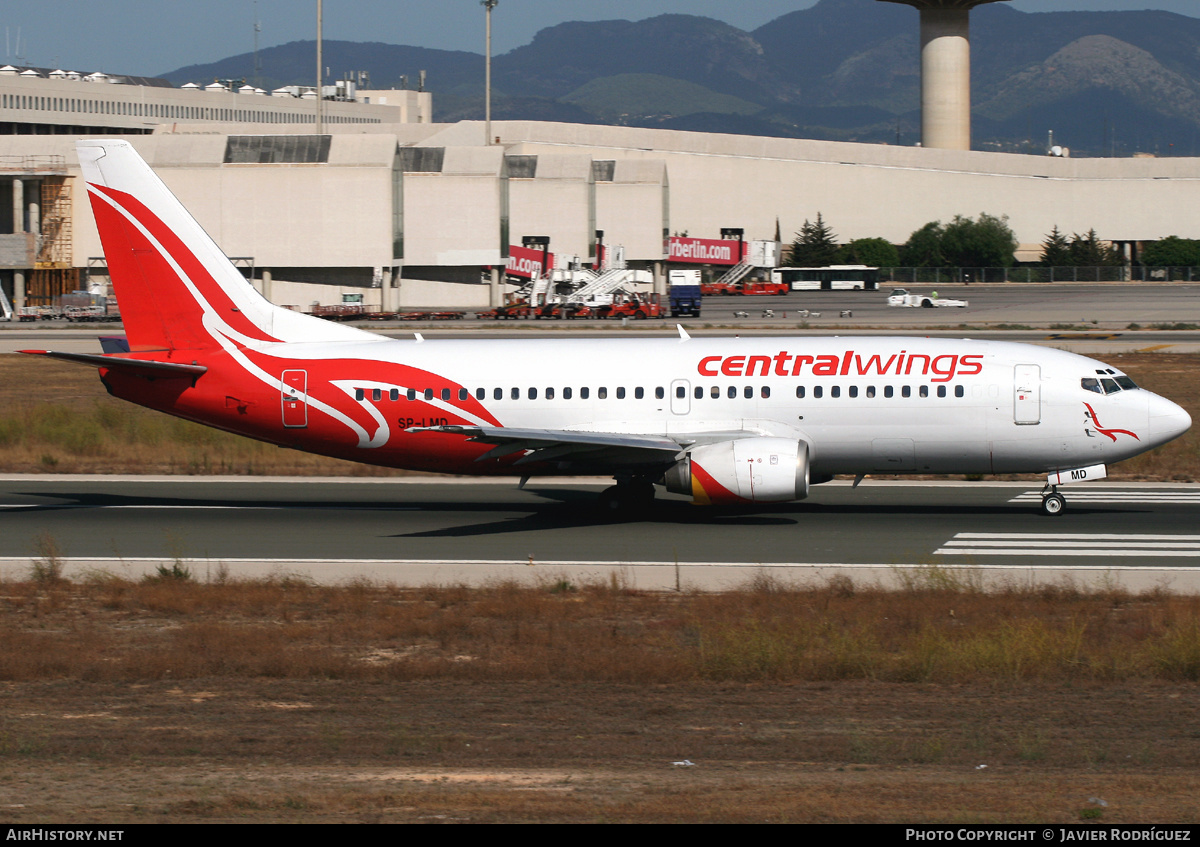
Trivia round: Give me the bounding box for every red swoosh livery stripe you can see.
[1084,402,1140,442]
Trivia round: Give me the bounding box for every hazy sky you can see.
[2,1,1197,78]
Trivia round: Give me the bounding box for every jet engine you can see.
[664,437,810,505]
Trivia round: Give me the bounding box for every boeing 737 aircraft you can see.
[22,140,1193,515]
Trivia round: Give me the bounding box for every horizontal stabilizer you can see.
[18,349,207,379]
[99,336,131,354]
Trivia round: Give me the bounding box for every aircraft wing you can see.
[407,424,686,469]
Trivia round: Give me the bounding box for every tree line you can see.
[787,213,1200,268]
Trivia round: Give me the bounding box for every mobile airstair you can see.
[713,259,755,288]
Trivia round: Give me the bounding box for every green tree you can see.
[901,214,1017,268]
[1068,229,1122,267]
[1141,236,1200,267]
[940,213,1018,268]
[900,221,947,268]
[836,237,899,268]
[1040,226,1072,267]
[790,213,839,266]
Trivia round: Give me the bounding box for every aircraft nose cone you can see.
[1147,393,1191,445]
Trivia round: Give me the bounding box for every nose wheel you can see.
[1040,488,1066,516]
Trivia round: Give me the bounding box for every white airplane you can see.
[22,140,1192,516]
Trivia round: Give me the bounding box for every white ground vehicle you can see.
[887,288,968,309]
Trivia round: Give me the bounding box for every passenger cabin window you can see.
[598,387,607,400]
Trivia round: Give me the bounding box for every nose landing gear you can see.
[1040,487,1066,516]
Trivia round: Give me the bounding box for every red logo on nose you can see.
[1084,402,1139,442]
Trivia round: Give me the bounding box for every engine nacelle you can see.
[664,437,810,505]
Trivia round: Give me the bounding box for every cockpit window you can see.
[1084,374,1139,394]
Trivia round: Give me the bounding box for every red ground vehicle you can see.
[310,303,373,321]
[475,300,531,319]
[700,280,788,296]
[534,302,596,320]
[599,293,662,319]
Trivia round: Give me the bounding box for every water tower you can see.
[877,1,1010,150]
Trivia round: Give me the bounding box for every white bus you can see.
[770,265,879,291]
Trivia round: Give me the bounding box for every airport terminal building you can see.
[2,62,1199,312]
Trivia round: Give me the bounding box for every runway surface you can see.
[3,475,1199,591]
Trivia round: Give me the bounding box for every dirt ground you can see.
[3,679,1199,823]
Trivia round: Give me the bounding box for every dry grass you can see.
[5,571,1200,685]
[4,573,1200,822]
[0,352,1196,478]
[0,356,407,475]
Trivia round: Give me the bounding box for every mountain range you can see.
[161,0,1200,157]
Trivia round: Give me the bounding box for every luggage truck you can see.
[668,270,702,317]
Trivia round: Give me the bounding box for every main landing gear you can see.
[597,476,656,514]
[1040,486,1066,516]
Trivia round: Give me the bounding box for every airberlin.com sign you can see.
[666,237,742,266]
[506,245,555,279]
